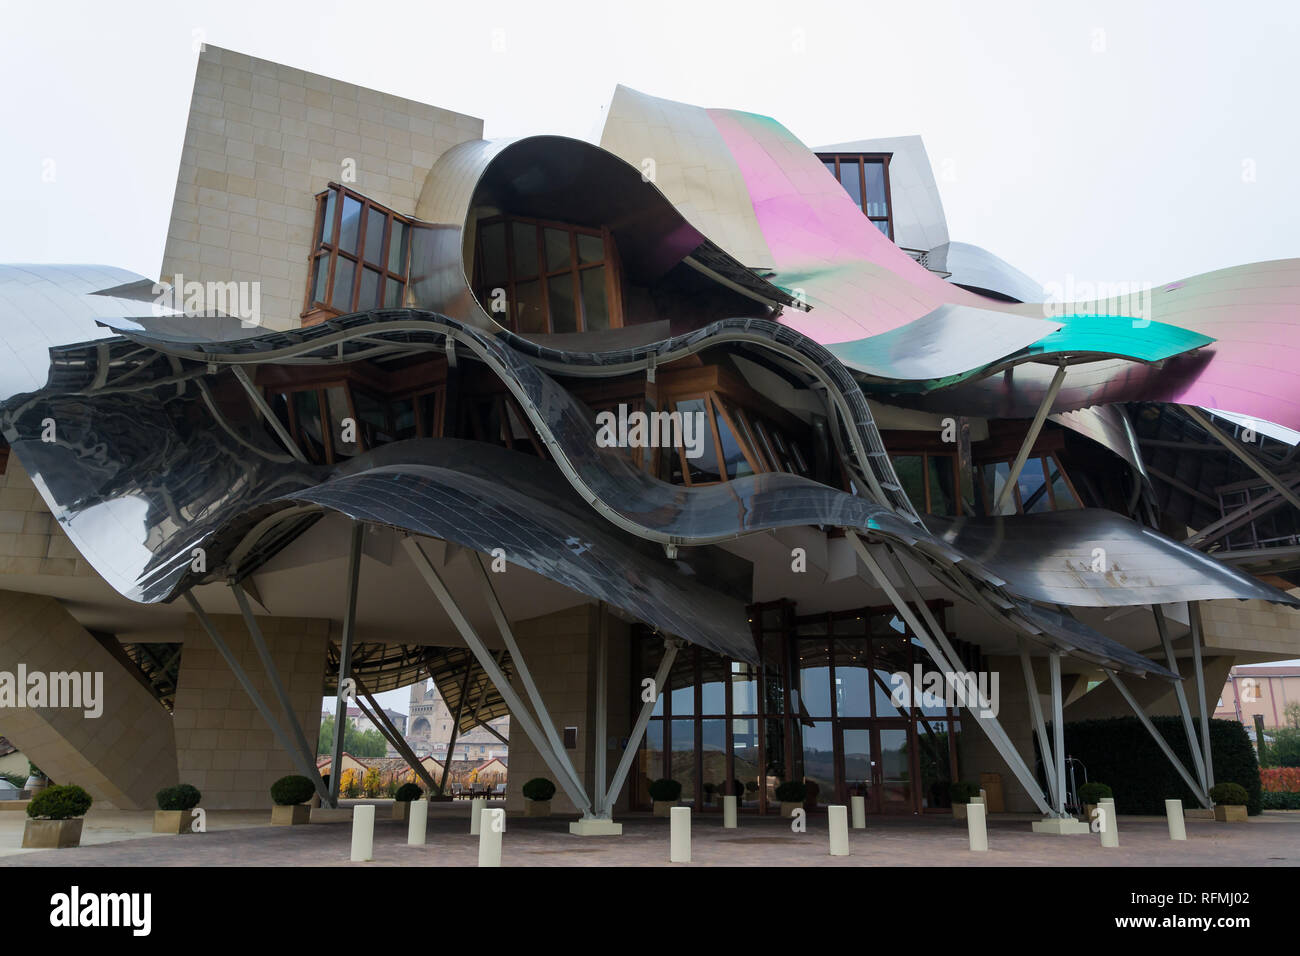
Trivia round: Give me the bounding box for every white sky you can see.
[3,0,1297,712]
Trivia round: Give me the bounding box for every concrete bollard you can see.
[723,794,737,829]
[1166,799,1186,841]
[350,804,375,862]
[478,808,504,867]
[828,804,850,856]
[967,801,988,851]
[407,798,428,846]
[469,796,486,834]
[670,806,691,863]
[850,795,866,829]
[1099,797,1119,847]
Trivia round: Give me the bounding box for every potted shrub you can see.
[522,777,557,817]
[1077,781,1113,823]
[703,782,718,807]
[648,778,682,816]
[24,763,48,797]
[802,779,821,811]
[949,781,980,820]
[727,780,745,804]
[270,774,316,825]
[22,783,92,848]
[1211,782,1249,822]
[154,783,202,834]
[774,780,807,818]
[392,782,423,820]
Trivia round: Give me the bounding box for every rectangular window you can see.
[303,185,413,323]
[816,153,895,240]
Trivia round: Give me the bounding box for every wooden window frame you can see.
[473,213,624,334]
[816,152,895,240]
[302,184,413,325]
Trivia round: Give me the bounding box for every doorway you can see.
[836,720,915,813]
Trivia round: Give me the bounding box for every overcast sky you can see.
[4,0,1297,711]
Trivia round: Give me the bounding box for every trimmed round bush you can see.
[774,781,807,802]
[27,784,92,820]
[728,779,745,797]
[948,781,980,805]
[647,778,682,802]
[521,777,557,802]
[270,775,316,806]
[156,783,201,811]
[1210,782,1249,806]
[394,782,422,802]
[1077,781,1113,804]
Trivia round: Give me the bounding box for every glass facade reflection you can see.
[634,601,967,814]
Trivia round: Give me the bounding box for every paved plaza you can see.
[2,802,1297,867]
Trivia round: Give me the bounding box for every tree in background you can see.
[317,713,388,759]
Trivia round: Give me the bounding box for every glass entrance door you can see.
[836,720,916,813]
[874,725,914,813]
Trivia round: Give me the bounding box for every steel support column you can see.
[183,591,329,803]
[1049,650,1066,814]
[329,522,364,807]
[402,536,593,815]
[993,362,1068,513]
[1105,668,1210,807]
[1018,637,1059,810]
[1188,601,1215,789]
[231,365,307,463]
[437,664,474,795]
[353,688,441,796]
[603,638,680,813]
[593,602,609,816]
[1179,404,1300,516]
[1153,605,1209,793]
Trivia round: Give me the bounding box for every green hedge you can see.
[1050,717,1261,815]
[1261,791,1300,810]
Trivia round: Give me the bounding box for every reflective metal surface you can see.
[925,241,1045,304]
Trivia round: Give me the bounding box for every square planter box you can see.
[525,800,551,817]
[1214,805,1248,823]
[22,817,84,848]
[953,803,968,820]
[392,801,412,822]
[153,810,196,834]
[780,801,802,818]
[652,800,677,817]
[271,804,311,826]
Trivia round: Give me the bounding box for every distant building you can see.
[1215,663,1300,729]
[407,679,508,762]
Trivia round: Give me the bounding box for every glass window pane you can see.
[338,195,362,255]
[387,220,408,274]
[838,160,863,207]
[320,190,337,245]
[872,636,911,718]
[580,267,609,330]
[353,389,389,446]
[928,454,957,516]
[359,267,382,310]
[384,278,403,308]
[311,255,328,305]
[800,721,833,807]
[669,652,694,716]
[878,727,913,811]
[640,720,665,804]
[893,454,926,513]
[731,718,760,807]
[833,637,870,717]
[363,207,386,265]
[511,221,539,278]
[513,279,546,334]
[544,228,572,272]
[670,720,696,805]
[330,257,355,311]
[713,401,754,479]
[479,222,507,288]
[730,661,758,715]
[919,717,954,809]
[982,461,1016,515]
[547,273,577,334]
[798,640,832,717]
[391,398,416,441]
[871,218,891,237]
[577,232,603,265]
[702,719,727,804]
[701,657,726,714]
[863,161,888,217]
[1048,457,1081,510]
[292,389,327,463]
[822,159,837,180]
[1018,456,1051,513]
[674,397,721,483]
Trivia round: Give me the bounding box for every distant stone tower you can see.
[407,679,436,749]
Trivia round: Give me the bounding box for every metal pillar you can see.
[230,365,307,463]
[402,536,593,815]
[352,692,440,796]
[993,362,1068,513]
[183,592,329,803]
[330,522,364,807]
[468,551,586,802]
[1188,601,1215,789]
[1017,637,1059,810]
[593,602,608,816]
[1106,669,1210,807]
[1152,605,1209,793]
[603,638,680,813]
[437,664,474,795]
[850,535,1054,815]
[230,582,324,799]
[1049,650,1066,814]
